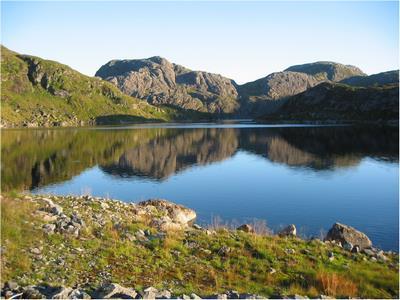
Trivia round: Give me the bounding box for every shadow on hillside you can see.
[94,114,164,125]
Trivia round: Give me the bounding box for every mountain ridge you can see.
[2,45,398,126]
[0,46,214,128]
[96,56,374,116]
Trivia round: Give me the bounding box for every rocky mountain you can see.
[3,44,398,125]
[97,58,368,116]
[95,57,239,114]
[340,70,399,87]
[284,61,366,81]
[0,46,186,127]
[238,61,366,115]
[262,82,399,123]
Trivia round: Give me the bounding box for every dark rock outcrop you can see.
[262,82,399,123]
[341,70,399,87]
[325,222,372,250]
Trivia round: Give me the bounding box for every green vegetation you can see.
[2,193,398,298]
[0,46,198,127]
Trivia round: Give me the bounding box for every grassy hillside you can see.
[1,46,184,127]
[2,193,398,299]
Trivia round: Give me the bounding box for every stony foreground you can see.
[1,194,399,299]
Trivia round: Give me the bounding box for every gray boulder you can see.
[43,223,56,234]
[137,199,196,231]
[94,283,137,299]
[278,224,297,237]
[325,223,372,250]
[236,224,255,233]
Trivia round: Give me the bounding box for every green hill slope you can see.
[1,46,180,127]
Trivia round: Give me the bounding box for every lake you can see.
[2,122,399,250]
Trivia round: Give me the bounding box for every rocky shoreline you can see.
[1,194,398,299]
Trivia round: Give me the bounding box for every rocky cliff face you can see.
[96,57,367,116]
[238,71,320,101]
[238,62,366,115]
[95,57,239,114]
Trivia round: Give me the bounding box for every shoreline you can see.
[1,118,398,129]
[1,193,398,299]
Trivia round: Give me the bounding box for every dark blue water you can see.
[3,123,398,250]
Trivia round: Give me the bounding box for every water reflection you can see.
[1,125,398,191]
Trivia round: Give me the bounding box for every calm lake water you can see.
[2,122,399,250]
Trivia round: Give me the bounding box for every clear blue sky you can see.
[1,1,398,83]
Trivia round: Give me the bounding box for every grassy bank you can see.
[1,193,398,298]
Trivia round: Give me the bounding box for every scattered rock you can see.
[325,223,372,250]
[289,295,309,299]
[278,224,297,237]
[156,289,172,299]
[5,281,19,291]
[377,251,388,262]
[327,251,334,261]
[22,286,46,299]
[363,248,376,257]
[68,289,91,299]
[43,223,56,234]
[30,247,41,255]
[227,290,240,299]
[142,286,158,299]
[218,246,231,256]
[52,287,74,299]
[94,283,137,299]
[100,202,109,209]
[237,224,255,233]
[343,241,353,251]
[190,293,201,299]
[50,204,64,216]
[285,248,296,255]
[137,199,196,231]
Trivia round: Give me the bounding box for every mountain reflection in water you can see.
[2,124,399,250]
[1,125,398,191]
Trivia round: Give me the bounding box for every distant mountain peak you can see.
[284,61,365,81]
